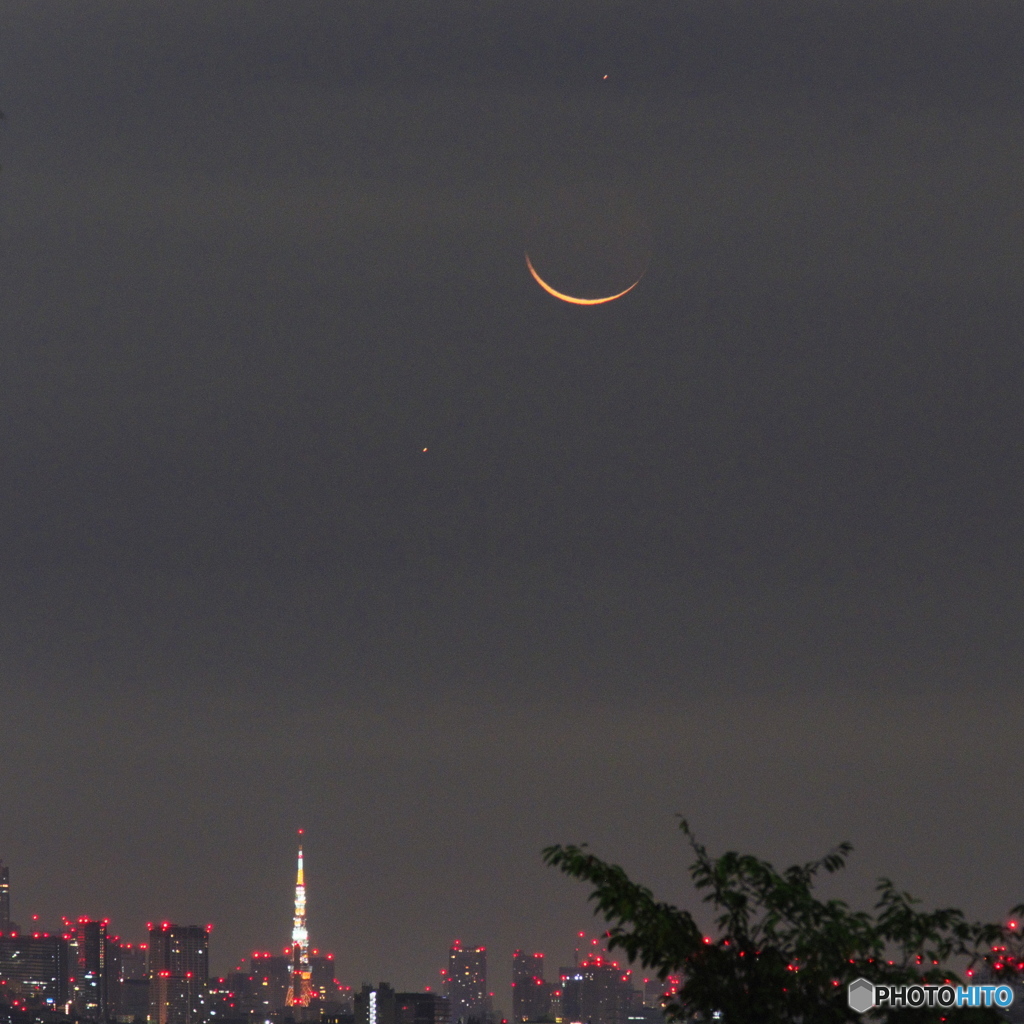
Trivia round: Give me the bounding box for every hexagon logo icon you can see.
[848,978,875,1014]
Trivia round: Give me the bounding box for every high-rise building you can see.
[147,923,210,1024]
[512,952,550,1022]
[117,942,151,1023]
[559,954,634,1024]
[206,970,272,1021]
[445,943,488,1024]
[104,933,127,1020]
[286,838,313,1008]
[0,861,9,929]
[0,932,70,1007]
[639,977,677,1011]
[121,979,151,1023]
[396,992,450,1024]
[250,953,290,1011]
[73,918,108,1019]
[355,983,396,1024]
[120,943,149,982]
[309,954,336,1002]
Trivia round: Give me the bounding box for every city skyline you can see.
[3,0,1024,1013]
[0,846,662,1024]
[0,847,627,1002]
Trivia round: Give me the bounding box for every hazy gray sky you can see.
[2,0,1024,1001]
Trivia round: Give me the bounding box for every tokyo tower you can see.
[286,833,314,1007]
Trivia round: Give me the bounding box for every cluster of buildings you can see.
[508,943,672,1024]
[0,856,675,1024]
[360,940,672,1024]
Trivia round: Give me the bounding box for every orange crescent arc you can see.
[525,253,641,305]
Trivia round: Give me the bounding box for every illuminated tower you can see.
[286,836,313,1008]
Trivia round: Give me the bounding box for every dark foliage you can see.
[544,820,1024,1024]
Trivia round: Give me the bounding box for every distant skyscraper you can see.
[251,952,290,1010]
[120,943,149,982]
[309,953,336,1001]
[641,977,678,1010]
[559,954,633,1024]
[0,861,9,929]
[396,991,451,1024]
[147,923,210,1024]
[121,978,151,1022]
[356,983,396,1024]
[286,838,313,1008]
[73,918,108,1019]
[513,951,550,1022]
[445,942,488,1024]
[106,934,127,1020]
[0,931,70,1006]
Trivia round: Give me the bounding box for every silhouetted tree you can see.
[545,820,1023,1024]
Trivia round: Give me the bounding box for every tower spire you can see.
[286,831,313,1007]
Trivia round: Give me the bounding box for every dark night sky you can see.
[3,0,1024,999]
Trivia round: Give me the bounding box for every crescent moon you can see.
[525,253,641,305]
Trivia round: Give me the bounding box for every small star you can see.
[422,447,429,452]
